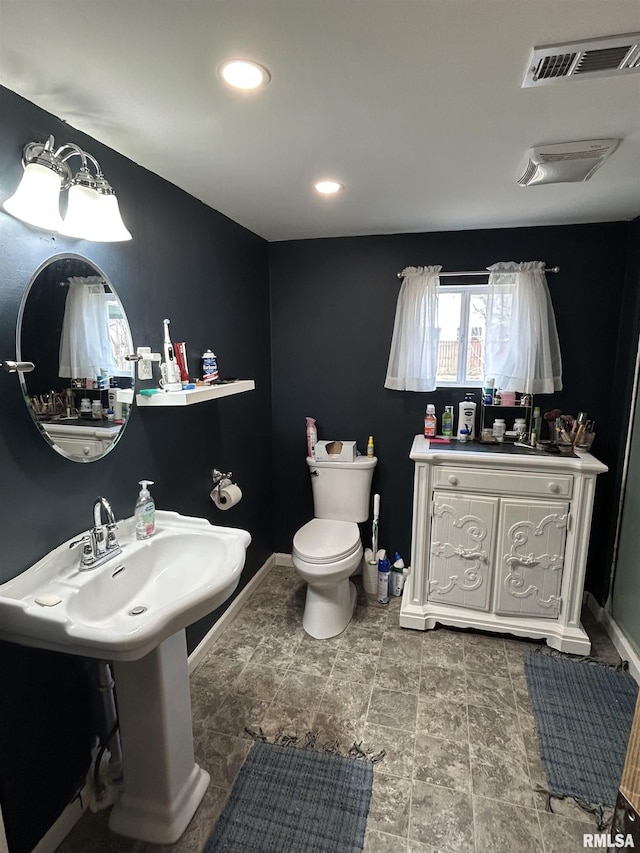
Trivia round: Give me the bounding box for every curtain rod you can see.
[396,266,560,278]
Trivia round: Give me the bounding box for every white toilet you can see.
[292,454,377,639]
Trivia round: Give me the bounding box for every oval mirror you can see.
[17,253,135,462]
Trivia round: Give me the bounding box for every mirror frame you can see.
[16,252,135,462]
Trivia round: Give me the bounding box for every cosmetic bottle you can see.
[457,392,477,440]
[492,419,506,442]
[442,406,454,438]
[135,480,156,540]
[367,435,375,457]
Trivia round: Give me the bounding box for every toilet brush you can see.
[372,494,380,557]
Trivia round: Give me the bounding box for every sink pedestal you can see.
[109,630,209,843]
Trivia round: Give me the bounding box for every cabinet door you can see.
[494,499,568,619]
[428,491,497,611]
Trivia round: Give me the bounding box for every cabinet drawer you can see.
[432,466,573,499]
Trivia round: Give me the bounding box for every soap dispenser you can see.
[135,480,156,540]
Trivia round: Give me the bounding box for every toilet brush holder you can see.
[363,560,378,595]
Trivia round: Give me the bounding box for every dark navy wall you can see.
[0,86,272,853]
[269,223,634,604]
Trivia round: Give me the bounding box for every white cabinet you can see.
[400,436,608,654]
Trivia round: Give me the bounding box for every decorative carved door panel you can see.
[494,498,568,618]
[428,492,496,611]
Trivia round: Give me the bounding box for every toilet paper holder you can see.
[211,468,234,493]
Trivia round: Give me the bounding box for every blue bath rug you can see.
[524,650,638,808]
[204,740,373,852]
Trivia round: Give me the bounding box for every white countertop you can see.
[409,435,608,474]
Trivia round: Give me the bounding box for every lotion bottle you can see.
[457,392,477,440]
[135,480,156,540]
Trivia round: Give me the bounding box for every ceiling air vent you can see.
[522,33,640,87]
[517,139,620,186]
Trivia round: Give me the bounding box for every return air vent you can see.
[517,140,620,186]
[522,33,640,87]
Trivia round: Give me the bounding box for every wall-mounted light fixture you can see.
[2,135,132,242]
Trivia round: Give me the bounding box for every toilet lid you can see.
[293,519,360,564]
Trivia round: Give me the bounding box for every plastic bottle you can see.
[377,556,390,604]
[493,388,502,406]
[492,418,506,442]
[367,435,375,457]
[482,377,494,405]
[135,480,156,540]
[442,406,454,438]
[457,392,477,440]
[390,552,405,596]
[306,417,317,460]
[424,404,437,438]
[458,426,469,443]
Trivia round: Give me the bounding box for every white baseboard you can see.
[188,554,276,673]
[32,777,91,853]
[585,592,640,684]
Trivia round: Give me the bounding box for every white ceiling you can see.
[1,0,639,241]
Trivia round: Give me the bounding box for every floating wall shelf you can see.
[136,380,255,407]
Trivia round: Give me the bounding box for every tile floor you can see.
[58,563,623,853]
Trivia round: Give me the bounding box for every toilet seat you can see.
[292,519,360,564]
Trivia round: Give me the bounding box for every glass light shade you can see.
[60,185,132,242]
[2,163,63,231]
[59,183,100,239]
[90,193,132,242]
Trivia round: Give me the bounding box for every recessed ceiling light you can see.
[314,180,343,194]
[218,59,271,90]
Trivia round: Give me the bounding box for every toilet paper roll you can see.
[210,483,242,510]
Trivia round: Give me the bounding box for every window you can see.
[436,284,488,386]
[107,299,134,375]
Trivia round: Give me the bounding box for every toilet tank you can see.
[307,455,377,523]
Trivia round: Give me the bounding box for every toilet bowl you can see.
[292,518,363,639]
[291,453,376,639]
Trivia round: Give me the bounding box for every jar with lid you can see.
[79,397,91,416]
[492,418,506,442]
[91,400,103,420]
[513,417,527,436]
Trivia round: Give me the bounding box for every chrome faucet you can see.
[69,496,121,570]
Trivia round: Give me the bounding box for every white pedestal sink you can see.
[0,511,251,843]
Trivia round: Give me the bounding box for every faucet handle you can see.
[69,534,94,566]
[106,521,119,549]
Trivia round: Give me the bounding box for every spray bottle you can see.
[377,555,390,605]
[306,417,317,460]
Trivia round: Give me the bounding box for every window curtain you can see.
[59,277,119,378]
[384,265,442,392]
[484,261,562,394]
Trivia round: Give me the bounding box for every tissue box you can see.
[315,440,357,462]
